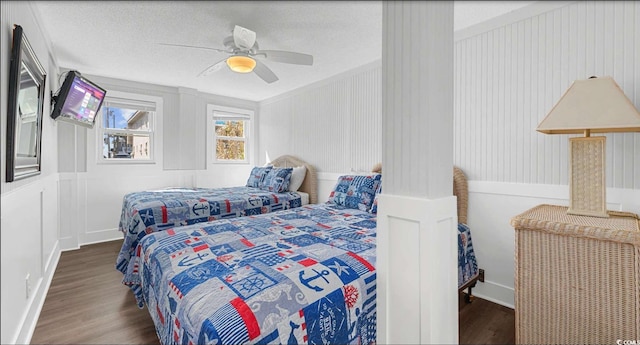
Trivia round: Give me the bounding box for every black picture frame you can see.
[6,24,47,182]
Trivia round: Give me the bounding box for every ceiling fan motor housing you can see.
[233,25,257,50]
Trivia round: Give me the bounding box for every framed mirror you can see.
[6,24,46,182]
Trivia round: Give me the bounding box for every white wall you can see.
[1,2,61,344]
[454,0,639,188]
[259,61,382,175]
[453,0,640,307]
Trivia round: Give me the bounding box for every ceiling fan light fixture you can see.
[227,55,256,73]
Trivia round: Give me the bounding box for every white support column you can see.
[378,1,457,344]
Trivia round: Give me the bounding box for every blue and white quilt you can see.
[128,203,377,345]
[116,186,303,283]
[458,223,479,288]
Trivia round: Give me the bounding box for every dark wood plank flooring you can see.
[31,240,158,344]
[459,292,516,344]
[31,240,514,344]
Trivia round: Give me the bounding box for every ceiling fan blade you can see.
[257,50,313,65]
[253,60,279,84]
[198,58,228,77]
[159,42,230,53]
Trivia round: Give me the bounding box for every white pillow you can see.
[288,166,307,192]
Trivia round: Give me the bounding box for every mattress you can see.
[297,191,310,205]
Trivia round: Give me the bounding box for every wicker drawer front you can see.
[515,229,638,344]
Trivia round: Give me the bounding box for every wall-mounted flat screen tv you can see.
[50,70,106,128]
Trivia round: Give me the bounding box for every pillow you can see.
[288,166,307,192]
[246,166,272,188]
[327,174,381,212]
[261,167,293,193]
[369,182,382,214]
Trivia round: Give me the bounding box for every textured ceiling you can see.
[33,1,534,102]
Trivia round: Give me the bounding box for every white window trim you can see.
[96,90,162,165]
[206,104,254,165]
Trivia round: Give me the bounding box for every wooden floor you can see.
[31,240,514,344]
[31,240,158,345]
[459,292,516,344]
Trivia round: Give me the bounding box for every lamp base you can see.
[568,136,608,218]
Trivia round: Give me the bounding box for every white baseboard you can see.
[472,279,515,309]
[59,236,79,251]
[14,241,61,344]
[80,228,122,247]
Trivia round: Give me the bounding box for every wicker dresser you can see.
[510,204,640,344]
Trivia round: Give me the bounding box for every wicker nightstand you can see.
[510,204,640,345]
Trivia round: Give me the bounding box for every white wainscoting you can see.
[376,194,458,344]
[466,180,640,308]
[199,161,254,189]
[317,172,343,203]
[0,174,61,344]
[58,171,198,250]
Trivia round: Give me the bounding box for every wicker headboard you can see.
[269,155,318,204]
[370,163,468,224]
[453,166,468,225]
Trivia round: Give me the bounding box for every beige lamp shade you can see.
[536,76,640,134]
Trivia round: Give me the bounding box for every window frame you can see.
[96,90,161,165]
[206,104,254,165]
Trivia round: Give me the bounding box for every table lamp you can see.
[536,76,640,218]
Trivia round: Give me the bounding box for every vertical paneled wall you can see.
[259,62,382,173]
[454,0,639,188]
[382,1,454,198]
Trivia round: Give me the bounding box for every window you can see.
[207,104,253,164]
[98,92,158,163]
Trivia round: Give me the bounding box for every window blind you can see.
[103,97,156,112]
[213,110,251,121]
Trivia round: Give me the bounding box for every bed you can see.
[116,155,319,284]
[126,167,479,344]
[453,166,482,302]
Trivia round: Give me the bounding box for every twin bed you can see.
[116,159,479,345]
[116,156,318,283]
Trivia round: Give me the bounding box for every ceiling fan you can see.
[160,25,314,84]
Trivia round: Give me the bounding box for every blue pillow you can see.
[246,166,272,188]
[327,174,381,212]
[261,167,293,193]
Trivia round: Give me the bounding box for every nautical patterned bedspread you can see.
[116,186,303,283]
[129,203,377,345]
[458,223,479,288]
